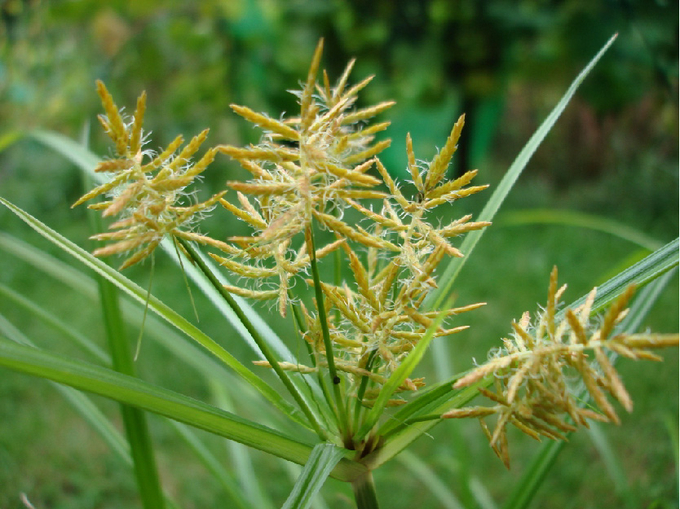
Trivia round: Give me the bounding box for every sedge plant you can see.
[0,36,678,508]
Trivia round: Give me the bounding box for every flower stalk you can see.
[306,224,350,440]
[352,470,380,509]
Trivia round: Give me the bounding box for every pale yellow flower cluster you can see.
[73,81,224,269]
[77,39,678,459]
[217,40,490,405]
[444,267,678,467]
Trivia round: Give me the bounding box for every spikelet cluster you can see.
[443,267,679,467]
[219,40,490,404]
[73,81,224,269]
[213,40,395,316]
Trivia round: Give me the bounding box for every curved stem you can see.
[289,296,337,425]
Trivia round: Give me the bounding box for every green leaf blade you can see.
[0,196,308,428]
[0,337,366,482]
[497,208,662,251]
[424,34,619,312]
[282,443,346,509]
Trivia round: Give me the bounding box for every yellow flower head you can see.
[216,40,492,407]
[74,81,224,269]
[445,267,679,468]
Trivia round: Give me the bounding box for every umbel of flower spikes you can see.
[443,267,679,468]
[72,81,224,269]
[214,39,489,316]
[212,39,397,317]
[216,39,491,404]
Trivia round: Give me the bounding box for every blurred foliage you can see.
[0,0,676,273]
[1,0,676,159]
[1,0,675,238]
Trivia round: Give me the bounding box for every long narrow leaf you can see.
[0,282,108,362]
[30,129,101,170]
[502,440,565,509]
[396,450,464,509]
[563,237,678,316]
[282,443,346,509]
[1,272,256,506]
[0,313,181,508]
[618,268,678,333]
[0,231,296,438]
[0,337,367,483]
[0,231,93,294]
[0,196,309,427]
[0,313,125,461]
[0,232,245,396]
[171,422,253,509]
[586,423,629,496]
[423,34,620,423]
[497,209,662,251]
[423,34,618,312]
[281,462,331,509]
[210,379,276,509]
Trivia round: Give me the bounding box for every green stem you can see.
[99,280,166,509]
[176,237,328,441]
[353,350,377,433]
[305,225,349,437]
[89,201,165,509]
[289,297,315,366]
[290,297,338,424]
[352,470,380,509]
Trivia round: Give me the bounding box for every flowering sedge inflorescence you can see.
[72,80,225,269]
[215,39,490,406]
[77,39,678,460]
[78,40,489,408]
[444,267,679,467]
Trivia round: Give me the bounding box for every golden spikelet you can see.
[424,114,465,191]
[95,80,128,156]
[212,39,491,400]
[129,90,147,156]
[230,104,300,140]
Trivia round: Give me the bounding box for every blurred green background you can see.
[0,0,677,508]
